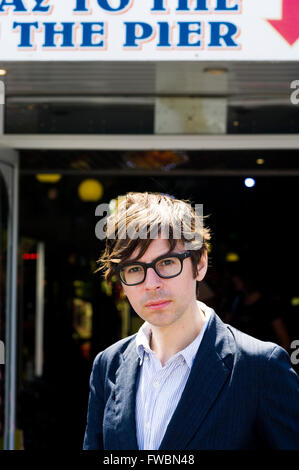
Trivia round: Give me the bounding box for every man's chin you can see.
[144,312,177,328]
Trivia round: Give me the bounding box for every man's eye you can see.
[159,258,174,266]
[127,266,142,273]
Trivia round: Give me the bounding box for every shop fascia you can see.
[9,0,241,50]
[0,0,240,14]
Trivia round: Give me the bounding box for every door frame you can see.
[0,148,19,450]
[0,133,299,150]
[0,131,298,451]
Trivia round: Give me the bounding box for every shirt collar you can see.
[135,301,212,368]
[136,321,153,365]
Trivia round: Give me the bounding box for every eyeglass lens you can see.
[120,256,182,285]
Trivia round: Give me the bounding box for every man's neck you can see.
[149,301,206,367]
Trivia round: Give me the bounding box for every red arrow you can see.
[267,0,299,46]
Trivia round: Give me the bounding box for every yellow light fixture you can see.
[291,297,299,307]
[78,179,103,202]
[225,252,240,262]
[0,69,7,76]
[203,67,228,75]
[256,158,265,165]
[36,174,62,183]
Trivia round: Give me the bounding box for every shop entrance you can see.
[2,143,299,450]
[16,147,299,450]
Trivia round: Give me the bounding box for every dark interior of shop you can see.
[15,149,299,449]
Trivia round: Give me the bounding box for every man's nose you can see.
[144,267,163,290]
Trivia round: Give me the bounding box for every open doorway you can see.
[17,148,299,449]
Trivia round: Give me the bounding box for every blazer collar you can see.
[114,338,140,450]
[114,311,234,450]
[159,312,234,450]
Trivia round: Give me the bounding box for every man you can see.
[83,192,299,450]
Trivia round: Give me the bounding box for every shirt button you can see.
[146,422,150,429]
[153,381,159,388]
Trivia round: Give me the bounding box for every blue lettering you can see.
[215,0,239,11]
[124,22,153,47]
[0,0,26,11]
[73,0,89,11]
[208,22,238,47]
[157,22,170,47]
[32,0,50,12]
[177,22,202,47]
[151,0,166,11]
[81,22,105,47]
[13,21,39,47]
[177,0,208,11]
[194,0,208,10]
[43,22,75,48]
[97,0,131,12]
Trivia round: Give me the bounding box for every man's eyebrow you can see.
[120,250,180,264]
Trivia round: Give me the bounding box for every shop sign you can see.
[0,0,298,60]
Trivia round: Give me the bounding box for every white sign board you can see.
[0,0,298,60]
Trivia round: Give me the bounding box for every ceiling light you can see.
[225,252,240,262]
[123,151,189,170]
[0,69,7,76]
[78,179,103,202]
[244,178,256,188]
[36,174,62,183]
[203,67,228,75]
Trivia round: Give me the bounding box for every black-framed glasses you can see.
[117,251,192,286]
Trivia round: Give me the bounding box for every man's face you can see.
[121,238,207,329]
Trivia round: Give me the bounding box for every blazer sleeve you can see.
[257,345,299,449]
[83,352,105,450]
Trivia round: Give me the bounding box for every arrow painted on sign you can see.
[267,0,299,46]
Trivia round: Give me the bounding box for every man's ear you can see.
[195,250,208,282]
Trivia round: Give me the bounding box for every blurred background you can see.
[1,61,299,449]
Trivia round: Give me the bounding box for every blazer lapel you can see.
[159,312,234,450]
[114,338,140,450]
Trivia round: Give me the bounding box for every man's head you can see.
[96,192,211,325]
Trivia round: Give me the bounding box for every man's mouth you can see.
[145,300,171,310]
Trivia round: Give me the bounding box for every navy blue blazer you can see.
[83,311,299,450]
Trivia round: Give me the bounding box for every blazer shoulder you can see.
[92,334,137,373]
[225,322,281,360]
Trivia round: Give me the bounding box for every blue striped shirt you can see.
[135,301,212,450]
